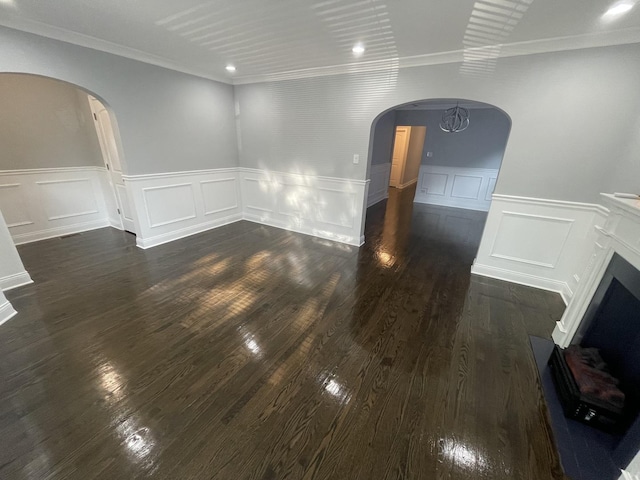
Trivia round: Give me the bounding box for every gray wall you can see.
[0,26,238,175]
[0,74,103,170]
[395,108,509,170]
[605,112,640,196]
[235,43,640,203]
[371,110,396,166]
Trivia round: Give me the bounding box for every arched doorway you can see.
[0,73,136,291]
[364,98,511,248]
[0,72,135,236]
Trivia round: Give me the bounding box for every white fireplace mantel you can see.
[553,194,640,347]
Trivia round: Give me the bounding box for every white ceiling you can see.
[1,0,639,83]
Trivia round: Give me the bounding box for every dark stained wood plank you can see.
[0,185,568,479]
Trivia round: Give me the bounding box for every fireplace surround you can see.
[550,194,640,474]
[553,194,640,347]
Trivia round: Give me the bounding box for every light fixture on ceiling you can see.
[352,44,365,56]
[439,104,470,133]
[603,1,636,18]
[225,65,236,72]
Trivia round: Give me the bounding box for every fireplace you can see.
[551,252,640,434]
[549,194,640,476]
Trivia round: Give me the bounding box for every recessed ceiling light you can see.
[603,1,635,18]
[352,44,365,55]
[225,65,236,72]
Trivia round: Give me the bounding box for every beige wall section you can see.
[401,126,426,187]
[0,74,103,170]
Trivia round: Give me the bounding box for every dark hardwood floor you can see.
[1,186,567,479]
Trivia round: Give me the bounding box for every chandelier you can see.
[439,104,470,133]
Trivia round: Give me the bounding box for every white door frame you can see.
[390,126,411,188]
[88,95,136,234]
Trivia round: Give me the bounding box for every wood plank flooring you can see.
[1,186,568,479]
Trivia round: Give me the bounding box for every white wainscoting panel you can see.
[414,165,499,212]
[240,168,367,246]
[124,168,242,249]
[367,163,391,207]
[201,178,238,215]
[491,212,573,268]
[472,194,608,303]
[0,167,112,245]
[422,172,447,196]
[143,183,196,228]
[38,178,99,221]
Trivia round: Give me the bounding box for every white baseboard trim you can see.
[0,271,33,291]
[242,213,364,247]
[136,213,243,249]
[0,300,17,327]
[11,219,111,245]
[471,262,572,305]
[397,178,417,189]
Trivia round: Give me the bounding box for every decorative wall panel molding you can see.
[239,168,367,246]
[414,165,499,212]
[142,183,197,228]
[37,178,99,220]
[201,178,238,216]
[367,163,391,207]
[472,194,608,304]
[490,212,574,268]
[0,167,111,245]
[124,168,242,249]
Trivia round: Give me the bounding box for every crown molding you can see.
[232,28,640,85]
[396,101,490,111]
[0,18,232,84]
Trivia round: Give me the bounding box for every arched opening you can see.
[363,98,511,257]
[0,73,137,290]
